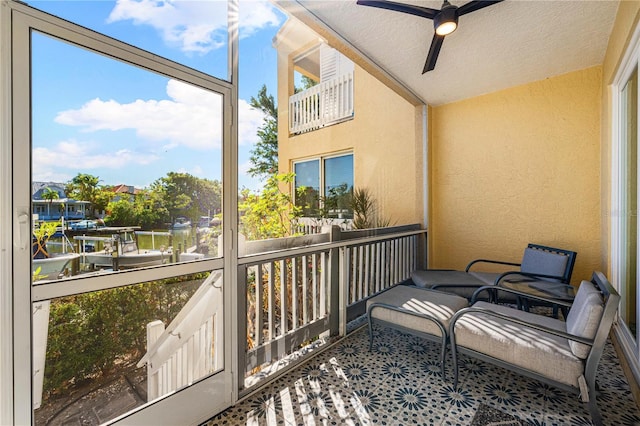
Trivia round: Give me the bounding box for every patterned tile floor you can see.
[204,324,640,425]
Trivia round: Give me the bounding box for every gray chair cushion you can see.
[566,280,604,359]
[520,247,569,281]
[453,301,584,387]
[367,286,468,337]
[411,270,485,299]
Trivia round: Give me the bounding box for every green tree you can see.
[106,199,137,226]
[294,74,318,93]
[41,187,59,218]
[248,85,278,178]
[152,172,221,224]
[239,173,300,240]
[44,274,205,395]
[65,173,112,218]
[134,189,169,229]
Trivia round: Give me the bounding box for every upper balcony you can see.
[289,71,354,135]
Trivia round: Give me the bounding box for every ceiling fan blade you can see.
[423,34,445,74]
[356,0,439,20]
[458,0,504,16]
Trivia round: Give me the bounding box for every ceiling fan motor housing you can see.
[434,2,459,35]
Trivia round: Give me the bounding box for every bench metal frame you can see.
[449,272,619,426]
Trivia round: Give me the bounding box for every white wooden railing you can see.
[137,271,224,401]
[293,217,353,235]
[138,224,426,400]
[289,72,354,134]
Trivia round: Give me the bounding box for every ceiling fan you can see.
[356,0,504,73]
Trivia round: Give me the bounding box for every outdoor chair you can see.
[366,286,468,375]
[449,272,619,426]
[411,243,577,302]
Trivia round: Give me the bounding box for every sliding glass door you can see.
[613,30,640,383]
[620,67,639,346]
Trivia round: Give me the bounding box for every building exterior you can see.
[274,18,425,228]
[4,1,640,425]
[31,181,88,221]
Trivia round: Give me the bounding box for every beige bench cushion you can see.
[453,301,584,387]
[566,280,604,359]
[367,286,468,338]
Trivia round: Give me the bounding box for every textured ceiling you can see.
[286,0,619,105]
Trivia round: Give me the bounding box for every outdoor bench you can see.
[448,271,619,426]
[366,285,468,375]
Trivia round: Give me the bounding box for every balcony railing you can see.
[137,224,426,401]
[289,72,354,134]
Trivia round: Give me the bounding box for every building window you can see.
[294,154,353,218]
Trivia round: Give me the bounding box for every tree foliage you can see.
[44,275,204,395]
[239,173,300,240]
[248,85,278,178]
[41,187,59,217]
[65,173,111,218]
[152,172,222,224]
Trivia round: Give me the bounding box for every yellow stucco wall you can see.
[276,34,425,227]
[601,2,640,278]
[430,66,602,284]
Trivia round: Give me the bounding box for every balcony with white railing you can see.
[289,72,354,134]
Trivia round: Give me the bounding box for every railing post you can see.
[417,230,428,270]
[324,225,343,336]
[237,264,248,393]
[146,320,165,401]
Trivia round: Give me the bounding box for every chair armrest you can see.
[495,270,566,286]
[449,305,593,346]
[470,285,573,307]
[465,258,521,272]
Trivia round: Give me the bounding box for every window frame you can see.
[611,17,640,393]
[292,152,354,217]
[2,1,240,424]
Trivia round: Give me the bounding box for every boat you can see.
[196,216,211,230]
[32,231,81,281]
[74,227,172,270]
[172,217,192,230]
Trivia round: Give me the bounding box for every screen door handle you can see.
[16,212,30,250]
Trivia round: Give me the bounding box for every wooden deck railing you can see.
[238,224,424,391]
[289,72,354,134]
[139,224,426,400]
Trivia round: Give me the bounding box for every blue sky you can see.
[28,0,286,191]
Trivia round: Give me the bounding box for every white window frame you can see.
[0,1,240,424]
[611,18,640,389]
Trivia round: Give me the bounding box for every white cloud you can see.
[238,1,282,38]
[238,98,266,146]
[56,80,219,150]
[107,0,282,54]
[32,139,160,181]
[55,79,265,149]
[176,165,205,177]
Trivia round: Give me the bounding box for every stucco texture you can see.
[430,66,602,284]
[277,59,424,227]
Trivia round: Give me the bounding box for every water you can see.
[136,228,197,252]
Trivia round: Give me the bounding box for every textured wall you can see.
[276,27,425,228]
[430,66,602,284]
